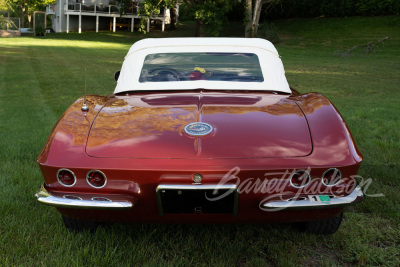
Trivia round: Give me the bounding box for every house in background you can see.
[46,0,173,33]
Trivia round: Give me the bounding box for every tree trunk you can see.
[245,0,252,37]
[21,0,25,28]
[247,0,275,38]
[170,3,177,29]
[251,0,263,38]
[254,5,262,37]
[195,19,204,37]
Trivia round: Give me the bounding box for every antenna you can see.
[81,66,89,111]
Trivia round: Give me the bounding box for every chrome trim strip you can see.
[261,185,364,210]
[156,184,238,216]
[35,184,133,210]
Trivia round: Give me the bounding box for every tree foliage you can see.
[132,0,178,33]
[182,0,236,36]
[136,0,235,36]
[265,0,400,19]
[2,0,53,27]
[0,0,8,11]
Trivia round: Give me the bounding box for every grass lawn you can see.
[1,16,399,266]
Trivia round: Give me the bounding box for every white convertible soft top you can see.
[114,38,291,94]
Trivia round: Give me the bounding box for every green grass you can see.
[1,16,399,266]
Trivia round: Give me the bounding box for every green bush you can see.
[256,22,280,44]
[35,24,46,36]
[0,15,7,30]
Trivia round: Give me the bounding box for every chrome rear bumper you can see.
[261,185,364,210]
[35,184,133,210]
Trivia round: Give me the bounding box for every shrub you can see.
[35,24,46,36]
[256,22,280,44]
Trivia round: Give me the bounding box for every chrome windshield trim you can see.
[156,184,238,216]
[35,184,133,210]
[261,185,364,210]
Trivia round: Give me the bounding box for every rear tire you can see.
[62,215,100,232]
[303,213,343,234]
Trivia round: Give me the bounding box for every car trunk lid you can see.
[86,91,312,159]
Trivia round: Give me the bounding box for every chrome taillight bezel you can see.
[86,170,107,189]
[322,168,342,187]
[56,169,77,187]
[289,169,311,188]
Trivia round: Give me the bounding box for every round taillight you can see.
[57,169,76,187]
[290,170,311,188]
[86,170,107,188]
[322,168,342,186]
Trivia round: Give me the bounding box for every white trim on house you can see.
[46,0,171,33]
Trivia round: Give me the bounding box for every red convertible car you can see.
[36,38,364,234]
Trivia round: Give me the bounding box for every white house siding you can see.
[47,0,173,33]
